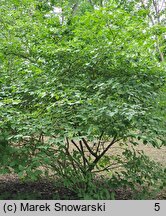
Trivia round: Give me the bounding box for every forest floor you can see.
[0,144,166,200]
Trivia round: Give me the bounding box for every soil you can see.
[0,173,165,200]
[0,174,78,200]
[0,144,165,200]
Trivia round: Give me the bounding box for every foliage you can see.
[111,146,166,199]
[0,0,165,199]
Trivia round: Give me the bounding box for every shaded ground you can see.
[0,144,165,200]
[0,174,134,200]
[0,174,78,200]
[0,174,165,200]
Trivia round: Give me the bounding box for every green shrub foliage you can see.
[0,0,165,199]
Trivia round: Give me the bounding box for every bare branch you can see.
[79,140,89,168]
[66,137,79,172]
[66,138,86,174]
[82,137,97,157]
[71,139,81,153]
[92,162,124,173]
[95,131,104,154]
[88,135,118,172]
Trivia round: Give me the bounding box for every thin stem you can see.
[93,162,123,173]
[71,139,89,167]
[82,137,97,157]
[96,131,104,155]
[66,137,85,174]
[71,139,81,152]
[88,135,118,172]
[79,140,87,168]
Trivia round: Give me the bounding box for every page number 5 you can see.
[154,203,160,211]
